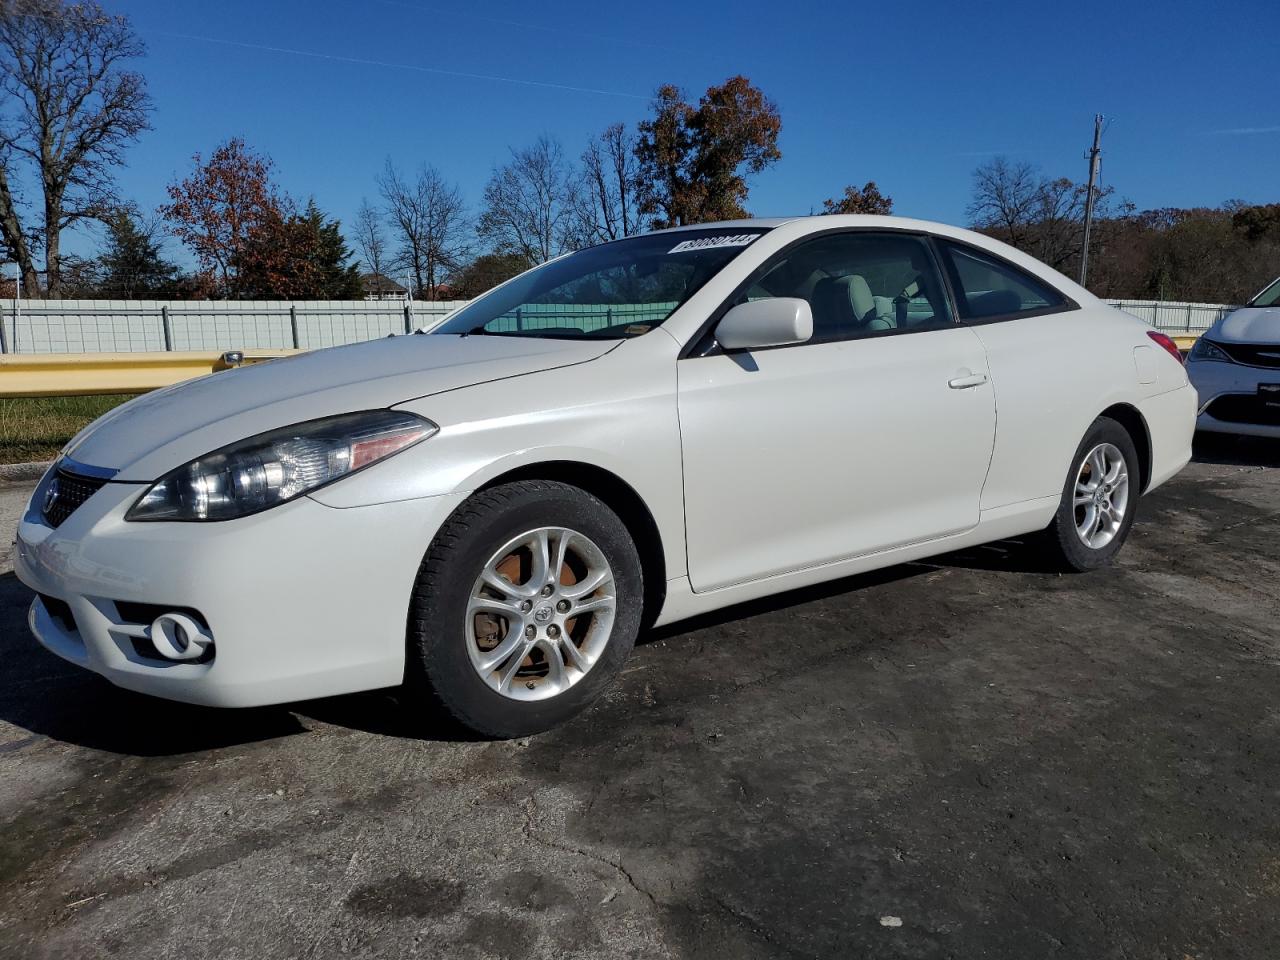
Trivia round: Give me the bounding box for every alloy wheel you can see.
[466,526,616,701]
[1073,442,1130,549]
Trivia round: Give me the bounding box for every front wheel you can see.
[1038,417,1141,572]
[406,480,643,738]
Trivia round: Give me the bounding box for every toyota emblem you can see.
[42,476,60,515]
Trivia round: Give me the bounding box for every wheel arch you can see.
[1099,402,1152,492]
[477,461,668,629]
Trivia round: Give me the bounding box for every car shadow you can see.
[0,571,477,756]
[0,528,1065,756]
[642,538,1061,643]
[1191,433,1280,467]
[0,568,308,756]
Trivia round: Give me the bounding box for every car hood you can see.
[66,334,615,482]
[1212,307,1280,344]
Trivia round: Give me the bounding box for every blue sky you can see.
[60,0,1280,262]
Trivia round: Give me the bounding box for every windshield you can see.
[433,228,770,339]
[1251,276,1280,308]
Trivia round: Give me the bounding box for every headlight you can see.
[126,410,437,521]
[1188,338,1232,363]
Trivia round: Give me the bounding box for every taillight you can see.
[1147,331,1184,364]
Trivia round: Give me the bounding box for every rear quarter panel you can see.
[973,305,1187,510]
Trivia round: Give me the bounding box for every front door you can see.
[677,231,996,592]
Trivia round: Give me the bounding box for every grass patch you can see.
[0,395,132,464]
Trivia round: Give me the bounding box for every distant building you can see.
[361,273,408,301]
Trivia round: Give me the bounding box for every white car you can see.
[1186,276,1280,438]
[15,216,1196,737]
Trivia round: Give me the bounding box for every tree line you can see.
[967,156,1280,304]
[0,0,1275,305]
[0,0,883,301]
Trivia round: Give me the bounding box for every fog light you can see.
[149,612,214,661]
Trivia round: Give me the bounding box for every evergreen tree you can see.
[236,199,363,299]
[305,200,364,299]
[97,209,179,297]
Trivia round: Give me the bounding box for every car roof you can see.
[644,217,802,234]
[655,214,985,236]
[651,215,1097,306]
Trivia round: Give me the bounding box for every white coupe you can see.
[15,216,1196,737]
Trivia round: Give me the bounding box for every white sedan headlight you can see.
[126,410,436,522]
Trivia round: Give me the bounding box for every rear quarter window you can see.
[941,241,1068,321]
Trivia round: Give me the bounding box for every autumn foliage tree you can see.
[235,200,363,300]
[634,76,781,228]
[160,138,282,297]
[449,251,532,299]
[822,182,893,215]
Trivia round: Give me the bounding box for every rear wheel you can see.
[1038,417,1141,572]
[406,480,642,738]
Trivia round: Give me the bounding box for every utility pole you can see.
[1079,113,1104,289]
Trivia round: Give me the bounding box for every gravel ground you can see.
[1,437,1278,959]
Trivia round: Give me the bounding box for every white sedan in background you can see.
[1187,276,1280,438]
[15,216,1196,737]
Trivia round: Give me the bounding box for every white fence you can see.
[0,299,469,354]
[1106,300,1236,333]
[0,296,1234,354]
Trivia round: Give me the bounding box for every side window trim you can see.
[680,227,963,359]
[937,238,1079,325]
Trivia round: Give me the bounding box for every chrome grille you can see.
[1216,342,1280,369]
[43,469,109,528]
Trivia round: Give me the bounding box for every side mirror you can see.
[715,298,813,351]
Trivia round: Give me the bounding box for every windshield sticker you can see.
[668,234,758,254]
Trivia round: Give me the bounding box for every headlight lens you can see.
[1188,338,1232,363]
[126,410,437,521]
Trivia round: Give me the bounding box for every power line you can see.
[368,0,706,58]
[153,29,654,101]
[9,10,655,102]
[11,10,739,110]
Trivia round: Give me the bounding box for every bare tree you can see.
[966,157,1044,251]
[967,156,1130,278]
[0,0,151,296]
[574,123,639,245]
[479,136,576,264]
[377,160,468,299]
[352,197,389,279]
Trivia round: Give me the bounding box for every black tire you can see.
[1038,416,1142,573]
[406,479,642,738]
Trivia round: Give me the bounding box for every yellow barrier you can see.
[0,333,1204,399]
[0,350,297,398]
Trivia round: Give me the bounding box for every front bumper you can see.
[15,474,467,707]
[1188,359,1280,439]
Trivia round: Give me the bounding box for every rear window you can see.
[433,228,769,339]
[941,241,1067,320]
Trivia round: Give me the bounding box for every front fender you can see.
[307,337,688,578]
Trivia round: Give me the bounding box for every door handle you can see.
[948,372,989,389]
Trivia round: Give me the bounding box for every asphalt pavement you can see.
[1,437,1278,959]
